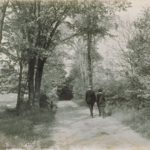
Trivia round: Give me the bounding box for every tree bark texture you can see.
[16,60,23,115]
[0,0,9,44]
[28,57,36,107]
[87,32,93,89]
[34,57,46,106]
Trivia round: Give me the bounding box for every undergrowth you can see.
[110,105,150,139]
[0,107,56,149]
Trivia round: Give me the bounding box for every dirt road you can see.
[50,101,150,150]
[0,95,149,150]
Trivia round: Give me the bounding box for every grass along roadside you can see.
[0,107,56,149]
[111,106,150,139]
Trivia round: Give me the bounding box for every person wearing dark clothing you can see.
[96,88,106,118]
[85,86,96,117]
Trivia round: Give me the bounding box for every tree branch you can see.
[0,0,9,44]
[45,7,69,49]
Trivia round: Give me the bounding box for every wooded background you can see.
[0,0,150,123]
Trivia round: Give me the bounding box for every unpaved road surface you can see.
[0,95,149,150]
[50,101,150,150]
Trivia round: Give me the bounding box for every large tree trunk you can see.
[0,0,9,44]
[28,57,36,107]
[34,57,46,106]
[16,60,23,115]
[87,32,93,89]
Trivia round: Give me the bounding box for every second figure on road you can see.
[96,88,106,118]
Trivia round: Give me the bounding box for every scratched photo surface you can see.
[0,0,150,149]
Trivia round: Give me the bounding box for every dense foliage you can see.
[0,0,130,114]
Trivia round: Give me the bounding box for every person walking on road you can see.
[96,88,106,118]
[85,86,96,118]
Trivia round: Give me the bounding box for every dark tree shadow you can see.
[0,107,56,149]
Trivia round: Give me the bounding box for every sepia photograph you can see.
[0,0,150,149]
